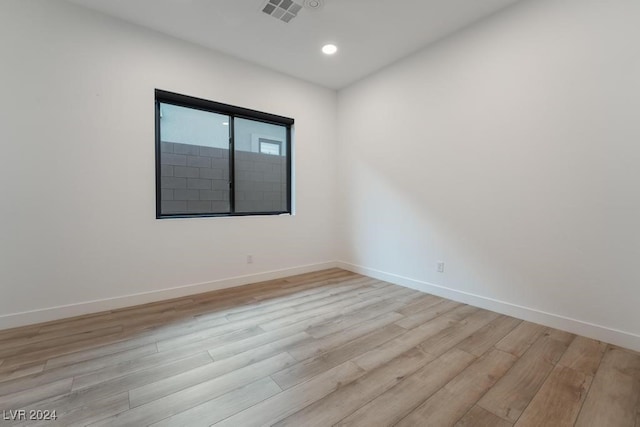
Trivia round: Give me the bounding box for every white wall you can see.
[338,0,640,349]
[0,0,337,327]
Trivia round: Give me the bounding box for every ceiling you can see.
[66,0,522,89]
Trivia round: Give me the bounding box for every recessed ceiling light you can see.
[322,44,338,55]
[222,122,229,126]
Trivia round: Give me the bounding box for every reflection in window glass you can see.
[234,118,288,214]
[159,103,230,215]
[260,139,281,156]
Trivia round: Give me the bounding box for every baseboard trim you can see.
[0,261,338,331]
[337,261,640,352]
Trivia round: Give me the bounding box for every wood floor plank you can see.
[223,278,379,322]
[93,352,296,426]
[353,313,457,371]
[243,271,362,304]
[0,326,127,369]
[515,365,592,427]
[176,274,360,323]
[156,271,358,326]
[0,343,158,397]
[43,337,162,371]
[161,282,360,344]
[0,363,44,383]
[0,329,132,372]
[33,307,189,350]
[455,405,513,427]
[575,347,640,427]
[336,348,476,427]
[272,323,406,390]
[15,353,214,422]
[0,361,47,380]
[286,279,397,310]
[286,311,404,361]
[397,349,516,426]
[0,324,120,355]
[275,347,433,427]
[223,269,349,298]
[494,321,547,357]
[0,313,108,342]
[212,361,366,427]
[394,299,461,329]
[15,392,130,427]
[129,334,306,407]
[390,288,424,303]
[418,309,501,358]
[442,304,480,321]
[557,335,607,376]
[0,326,40,343]
[456,316,522,357]
[304,298,406,339]
[0,326,125,360]
[40,301,192,338]
[0,377,72,410]
[395,294,445,316]
[477,331,574,423]
[222,286,396,347]
[40,316,226,371]
[35,296,196,335]
[72,327,260,391]
[155,319,272,352]
[266,273,369,297]
[258,290,405,332]
[208,329,313,362]
[150,377,282,427]
[155,282,392,354]
[242,271,368,300]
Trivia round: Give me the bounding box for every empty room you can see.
[1,0,639,425]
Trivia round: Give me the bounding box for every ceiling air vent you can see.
[262,0,303,23]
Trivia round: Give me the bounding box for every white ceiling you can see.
[66,0,522,89]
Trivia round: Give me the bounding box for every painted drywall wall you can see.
[0,0,338,326]
[338,0,640,346]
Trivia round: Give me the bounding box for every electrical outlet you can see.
[437,261,445,273]
[247,255,253,264]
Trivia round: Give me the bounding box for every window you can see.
[259,139,282,156]
[155,90,293,218]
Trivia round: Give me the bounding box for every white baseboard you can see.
[338,261,640,353]
[0,261,338,331]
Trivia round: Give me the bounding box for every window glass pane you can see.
[234,118,288,213]
[159,103,230,215]
[260,139,281,155]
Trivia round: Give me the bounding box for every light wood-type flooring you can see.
[0,269,639,426]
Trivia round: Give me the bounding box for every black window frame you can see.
[155,89,293,219]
